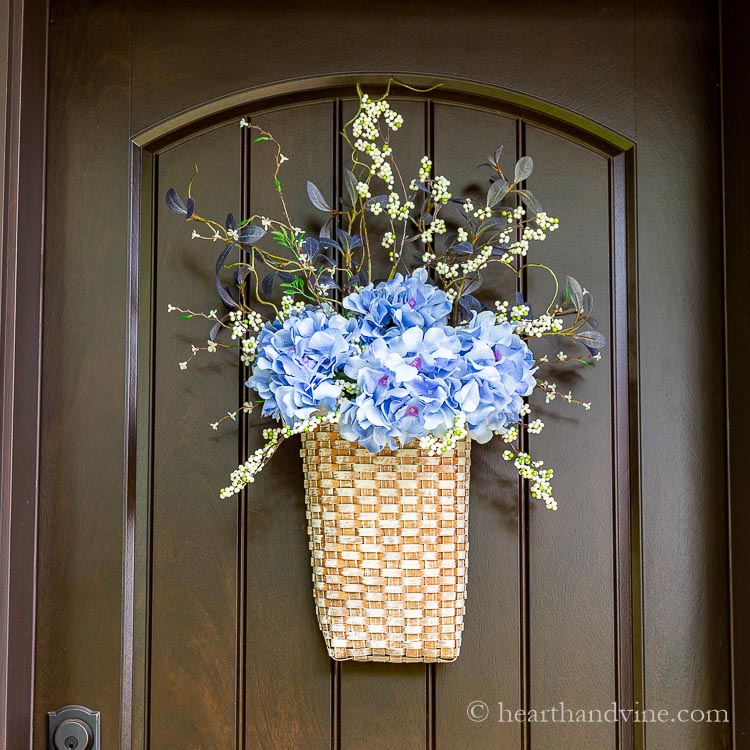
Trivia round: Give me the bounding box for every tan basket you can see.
[300,425,471,662]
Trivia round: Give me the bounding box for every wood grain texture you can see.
[722,0,750,747]
[147,124,241,748]
[0,0,48,747]
[129,0,636,142]
[634,1,731,748]
[35,1,130,747]
[525,126,616,750]
[244,104,332,750]
[28,2,733,749]
[431,104,523,750]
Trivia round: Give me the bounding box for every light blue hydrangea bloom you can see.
[246,308,360,426]
[338,325,463,451]
[342,267,452,342]
[452,311,537,442]
[338,311,536,451]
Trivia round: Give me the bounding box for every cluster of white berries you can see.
[527,419,544,434]
[280,295,306,320]
[501,425,520,443]
[420,218,447,246]
[435,261,460,280]
[460,245,493,274]
[352,94,403,141]
[220,411,340,498]
[418,416,468,455]
[356,181,371,199]
[422,250,437,263]
[382,231,396,249]
[419,156,432,182]
[534,212,559,231]
[334,378,360,395]
[240,337,258,366]
[513,313,565,338]
[352,96,403,193]
[229,309,263,340]
[508,239,530,256]
[431,175,452,204]
[385,193,414,221]
[517,453,556,510]
[473,206,492,221]
[456,227,469,243]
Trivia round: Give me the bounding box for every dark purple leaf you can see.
[583,291,593,317]
[239,224,266,244]
[478,217,508,233]
[461,278,482,297]
[452,242,474,255]
[345,273,362,289]
[186,197,195,218]
[566,276,584,313]
[488,145,504,166]
[261,272,275,298]
[301,236,320,257]
[518,189,542,216]
[487,178,510,207]
[235,266,251,285]
[458,294,487,318]
[209,318,225,342]
[307,181,331,212]
[514,156,533,184]
[278,271,295,284]
[225,213,237,232]
[215,277,239,309]
[215,242,236,276]
[343,168,357,205]
[165,188,187,214]
[367,195,389,208]
[316,276,340,291]
[573,329,607,350]
[316,237,342,254]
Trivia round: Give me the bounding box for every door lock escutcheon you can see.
[48,705,100,750]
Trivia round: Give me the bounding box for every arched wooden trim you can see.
[131,73,635,156]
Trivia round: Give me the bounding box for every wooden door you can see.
[29,1,731,749]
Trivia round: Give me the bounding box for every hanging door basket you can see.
[300,425,471,663]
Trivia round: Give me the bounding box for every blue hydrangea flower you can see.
[246,308,360,426]
[338,325,464,452]
[337,311,537,451]
[452,311,537,442]
[342,267,452,342]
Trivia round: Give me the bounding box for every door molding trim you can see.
[721,0,749,745]
[131,72,635,155]
[0,0,49,747]
[126,78,642,749]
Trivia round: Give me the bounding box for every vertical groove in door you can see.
[515,118,531,750]
[145,153,160,750]
[609,151,641,750]
[237,122,251,750]
[424,98,437,750]
[331,98,343,750]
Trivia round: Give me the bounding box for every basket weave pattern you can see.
[300,425,471,662]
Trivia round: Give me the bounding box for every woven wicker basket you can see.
[300,425,471,663]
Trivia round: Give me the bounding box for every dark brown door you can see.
[29,1,730,749]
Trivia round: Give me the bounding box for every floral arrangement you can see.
[166,83,606,509]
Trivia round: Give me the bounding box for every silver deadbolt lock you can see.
[48,706,100,750]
